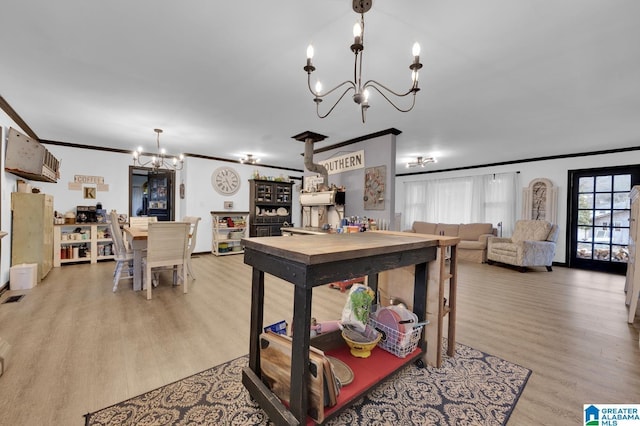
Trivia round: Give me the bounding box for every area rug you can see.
[84,343,531,425]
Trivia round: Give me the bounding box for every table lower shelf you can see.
[243,340,422,425]
[320,345,422,423]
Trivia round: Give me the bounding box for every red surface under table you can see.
[328,277,365,292]
[305,344,421,425]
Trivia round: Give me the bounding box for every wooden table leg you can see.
[447,246,457,357]
[289,285,313,423]
[131,240,145,291]
[413,262,428,357]
[248,268,265,372]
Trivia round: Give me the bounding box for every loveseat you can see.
[487,219,559,272]
[408,221,496,263]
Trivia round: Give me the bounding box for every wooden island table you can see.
[241,231,455,425]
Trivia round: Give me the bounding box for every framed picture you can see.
[364,165,386,210]
[84,186,96,199]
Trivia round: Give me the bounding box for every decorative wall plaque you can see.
[363,165,386,210]
[522,178,557,223]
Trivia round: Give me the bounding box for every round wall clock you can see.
[211,166,241,195]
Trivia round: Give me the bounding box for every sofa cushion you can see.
[511,220,553,243]
[412,221,437,234]
[458,240,486,250]
[458,223,493,241]
[435,223,459,236]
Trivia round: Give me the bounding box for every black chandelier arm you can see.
[307,74,356,98]
[363,79,419,98]
[316,86,355,119]
[364,83,418,113]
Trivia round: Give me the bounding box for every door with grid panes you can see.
[569,166,640,274]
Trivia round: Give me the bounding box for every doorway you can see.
[568,165,640,274]
[129,167,175,221]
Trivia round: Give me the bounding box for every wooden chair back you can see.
[181,216,201,256]
[109,211,128,259]
[146,222,190,265]
[129,216,158,230]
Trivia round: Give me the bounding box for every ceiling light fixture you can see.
[304,0,422,123]
[240,154,260,165]
[132,128,184,171]
[406,156,436,168]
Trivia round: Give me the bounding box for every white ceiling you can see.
[1,0,639,172]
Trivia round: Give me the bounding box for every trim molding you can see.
[40,140,304,173]
[0,95,39,140]
[5,88,636,177]
[397,145,640,177]
[312,128,401,154]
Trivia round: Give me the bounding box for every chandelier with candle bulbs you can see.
[304,0,422,123]
[132,129,184,171]
[240,154,260,164]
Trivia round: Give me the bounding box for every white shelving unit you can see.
[211,211,249,256]
[53,223,115,266]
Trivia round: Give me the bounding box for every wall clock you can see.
[212,166,241,195]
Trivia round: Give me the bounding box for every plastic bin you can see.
[10,263,38,289]
[368,316,423,358]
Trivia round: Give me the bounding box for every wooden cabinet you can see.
[211,211,249,256]
[249,180,293,237]
[625,185,640,324]
[11,193,54,281]
[241,231,440,424]
[53,223,115,266]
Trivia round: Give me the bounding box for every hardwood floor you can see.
[0,253,638,425]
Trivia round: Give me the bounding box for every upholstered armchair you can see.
[487,220,559,272]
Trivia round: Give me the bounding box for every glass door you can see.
[569,166,640,274]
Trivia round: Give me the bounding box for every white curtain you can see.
[403,172,518,235]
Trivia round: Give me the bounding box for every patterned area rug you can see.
[84,343,531,425]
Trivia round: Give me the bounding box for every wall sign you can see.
[69,174,109,193]
[74,175,104,184]
[318,150,364,175]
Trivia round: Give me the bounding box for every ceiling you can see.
[1,0,639,173]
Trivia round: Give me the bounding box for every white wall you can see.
[0,133,303,286]
[180,156,302,253]
[395,150,640,263]
[1,118,23,286]
[305,132,397,229]
[2,120,638,285]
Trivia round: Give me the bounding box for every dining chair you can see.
[108,211,134,292]
[181,216,201,279]
[129,216,158,230]
[143,222,190,300]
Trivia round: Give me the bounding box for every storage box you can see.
[10,263,38,289]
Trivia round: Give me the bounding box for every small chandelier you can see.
[406,156,436,168]
[132,128,184,171]
[304,0,422,123]
[240,154,260,164]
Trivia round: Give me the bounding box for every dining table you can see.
[122,226,148,291]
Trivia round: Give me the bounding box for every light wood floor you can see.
[0,254,638,425]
